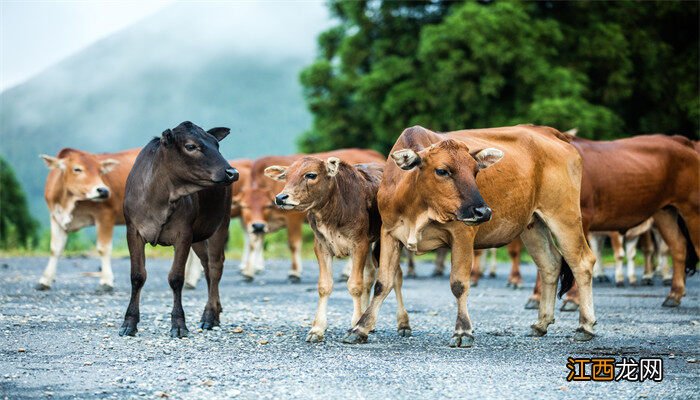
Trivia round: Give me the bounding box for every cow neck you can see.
[312,171,362,229]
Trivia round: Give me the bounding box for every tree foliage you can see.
[0,157,39,249]
[300,0,699,153]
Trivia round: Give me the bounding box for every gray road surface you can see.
[1,256,699,399]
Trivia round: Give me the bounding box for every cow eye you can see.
[73,167,83,173]
[304,173,318,180]
[184,144,197,152]
[435,168,450,177]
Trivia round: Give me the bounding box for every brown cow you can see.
[265,157,390,342]
[184,159,252,288]
[528,134,699,309]
[238,149,385,282]
[37,148,140,291]
[344,125,597,347]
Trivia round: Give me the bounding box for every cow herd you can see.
[36,121,699,347]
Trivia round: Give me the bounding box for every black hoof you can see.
[528,325,547,337]
[397,327,412,337]
[118,323,138,337]
[95,284,114,294]
[405,271,418,279]
[305,332,324,343]
[615,281,624,288]
[242,275,254,283]
[470,280,478,288]
[170,326,189,338]
[35,283,51,291]
[629,280,638,287]
[573,328,594,342]
[199,310,220,330]
[342,330,368,344]
[337,274,349,283]
[560,301,579,312]
[641,278,653,286]
[184,282,196,290]
[488,272,496,278]
[431,270,444,278]
[662,297,680,308]
[524,299,540,310]
[594,275,610,284]
[449,333,474,348]
[511,282,523,290]
[662,279,672,287]
[288,275,301,284]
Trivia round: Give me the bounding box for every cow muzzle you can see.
[250,222,267,234]
[457,205,492,225]
[87,186,110,201]
[274,193,298,210]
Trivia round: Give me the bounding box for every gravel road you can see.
[1,256,698,399]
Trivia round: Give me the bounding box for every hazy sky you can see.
[0,1,172,91]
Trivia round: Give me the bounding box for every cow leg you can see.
[525,272,541,310]
[541,213,597,341]
[167,238,192,338]
[405,250,417,278]
[507,240,523,288]
[625,235,640,286]
[608,233,625,286]
[448,234,476,348]
[95,215,115,291]
[393,258,411,337]
[433,247,448,276]
[487,248,498,278]
[471,249,483,287]
[119,227,146,337]
[287,216,303,283]
[520,219,561,337]
[347,242,369,327]
[239,228,250,271]
[184,249,203,289]
[307,241,333,343]
[653,229,672,283]
[344,229,401,344]
[654,209,688,307]
[360,252,376,312]
[37,218,68,290]
[241,233,263,281]
[640,231,655,285]
[200,221,228,329]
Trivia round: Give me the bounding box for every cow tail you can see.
[558,257,574,298]
[679,215,698,276]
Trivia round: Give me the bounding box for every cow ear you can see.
[264,166,288,181]
[471,148,504,170]
[326,157,340,177]
[100,159,119,174]
[40,154,65,170]
[391,149,421,170]
[161,129,174,146]
[207,127,230,142]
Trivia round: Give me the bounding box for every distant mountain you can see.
[0,2,329,220]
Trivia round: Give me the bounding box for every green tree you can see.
[0,157,39,249]
[300,0,698,153]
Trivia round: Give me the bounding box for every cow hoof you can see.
[242,275,254,283]
[560,301,579,312]
[662,279,672,287]
[448,333,474,348]
[118,324,138,337]
[470,280,478,288]
[337,274,349,283]
[512,282,523,290]
[615,281,624,288]
[524,299,540,310]
[96,284,114,294]
[662,297,680,308]
[629,281,638,287]
[305,332,325,343]
[170,326,189,338]
[184,282,196,290]
[397,327,412,337]
[431,270,444,278]
[198,321,219,330]
[488,272,496,278]
[35,283,51,291]
[573,328,594,342]
[342,330,368,344]
[528,325,547,337]
[405,271,418,279]
[641,278,653,286]
[594,275,608,284]
[288,275,301,284]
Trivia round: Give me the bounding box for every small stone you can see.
[258,340,269,345]
[687,358,698,363]
[202,379,215,387]
[231,327,244,333]
[262,297,270,302]
[196,328,203,333]
[669,354,675,359]
[105,322,115,328]
[17,348,25,353]
[154,391,169,398]
[84,361,93,366]
[212,326,220,331]
[275,331,283,337]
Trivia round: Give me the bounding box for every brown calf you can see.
[38,148,140,291]
[238,149,385,282]
[344,125,597,347]
[266,158,390,342]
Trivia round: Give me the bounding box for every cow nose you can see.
[96,187,109,198]
[225,168,239,182]
[472,205,492,221]
[275,193,289,206]
[251,223,266,234]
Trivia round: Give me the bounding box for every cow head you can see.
[237,186,275,234]
[40,150,119,201]
[264,156,340,212]
[159,121,238,189]
[391,139,503,225]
